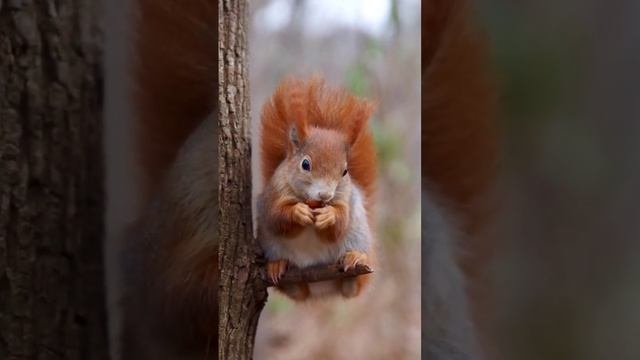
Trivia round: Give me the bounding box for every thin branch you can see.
[265,264,373,287]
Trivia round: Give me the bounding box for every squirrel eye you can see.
[342,169,348,177]
[301,158,311,171]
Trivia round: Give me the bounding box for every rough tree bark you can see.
[218,0,268,359]
[0,1,108,359]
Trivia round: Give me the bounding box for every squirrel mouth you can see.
[304,199,325,209]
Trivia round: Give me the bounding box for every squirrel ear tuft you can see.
[289,123,306,152]
[289,125,300,148]
[287,81,309,151]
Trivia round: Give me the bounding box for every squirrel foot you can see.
[277,283,310,301]
[339,250,368,272]
[266,259,288,285]
[292,202,314,226]
[338,251,371,298]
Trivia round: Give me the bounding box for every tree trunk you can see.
[218,0,268,359]
[0,1,108,359]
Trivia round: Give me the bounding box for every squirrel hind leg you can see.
[339,273,372,298]
[336,250,373,298]
[276,283,311,301]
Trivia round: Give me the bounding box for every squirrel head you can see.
[263,76,376,203]
[279,78,373,204]
[285,125,353,204]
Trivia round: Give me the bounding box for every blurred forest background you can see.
[478,1,640,359]
[101,0,640,359]
[248,0,421,359]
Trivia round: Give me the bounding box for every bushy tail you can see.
[260,76,378,201]
[132,0,217,201]
[422,0,499,344]
[423,0,498,237]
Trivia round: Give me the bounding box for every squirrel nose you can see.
[318,191,333,202]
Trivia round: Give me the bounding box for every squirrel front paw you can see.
[267,259,288,285]
[292,202,314,226]
[312,206,337,230]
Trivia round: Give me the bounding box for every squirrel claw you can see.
[267,259,288,285]
[339,251,368,272]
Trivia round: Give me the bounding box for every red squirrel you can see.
[423,0,498,359]
[256,76,377,300]
[119,0,495,358]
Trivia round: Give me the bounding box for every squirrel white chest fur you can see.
[259,183,372,268]
[281,226,339,267]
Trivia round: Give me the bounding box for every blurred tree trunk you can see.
[0,1,107,359]
[218,0,268,359]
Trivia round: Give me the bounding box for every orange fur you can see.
[277,282,311,301]
[266,195,308,237]
[258,76,378,300]
[423,0,498,351]
[133,0,217,201]
[122,0,218,358]
[260,76,378,203]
